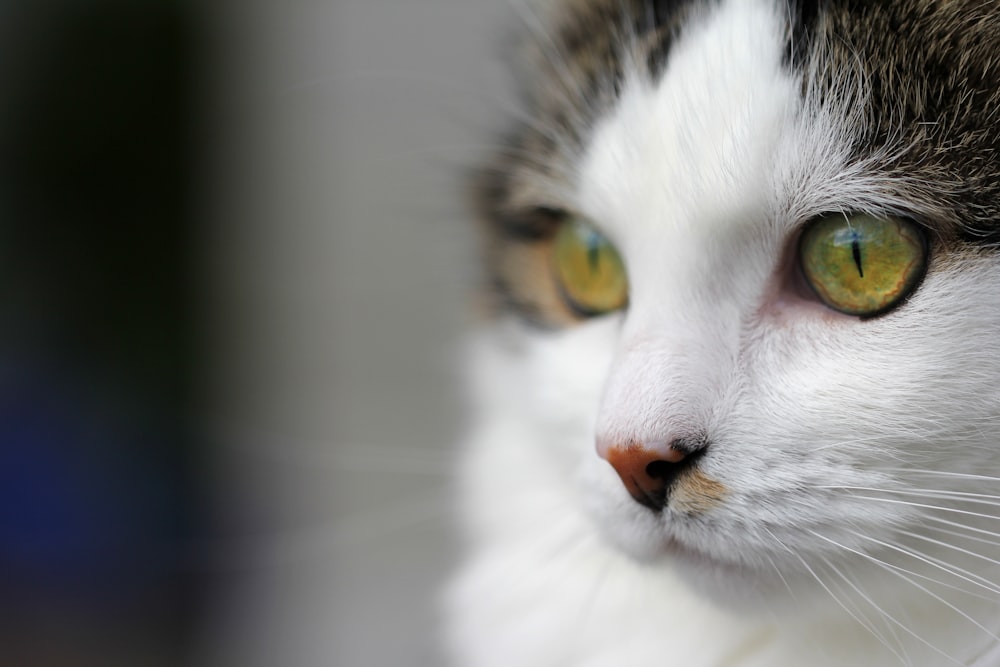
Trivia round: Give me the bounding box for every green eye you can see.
[799,213,927,317]
[553,216,628,315]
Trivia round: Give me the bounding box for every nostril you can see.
[643,452,700,490]
[645,437,708,481]
[645,459,681,481]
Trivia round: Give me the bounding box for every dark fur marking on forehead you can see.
[783,0,823,67]
[811,0,1000,242]
[651,0,688,25]
[520,0,712,150]
[646,0,707,79]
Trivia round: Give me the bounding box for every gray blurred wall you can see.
[202,1,514,665]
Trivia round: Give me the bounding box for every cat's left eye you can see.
[799,213,927,317]
[552,216,628,316]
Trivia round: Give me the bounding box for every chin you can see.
[667,547,792,611]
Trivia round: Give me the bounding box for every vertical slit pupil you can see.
[851,238,864,278]
[586,233,601,273]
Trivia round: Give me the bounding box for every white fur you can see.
[445,0,1000,664]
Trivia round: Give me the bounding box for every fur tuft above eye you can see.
[798,213,928,318]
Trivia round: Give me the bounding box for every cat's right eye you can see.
[552,216,628,316]
[798,213,927,317]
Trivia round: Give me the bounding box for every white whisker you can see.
[814,532,1000,603]
[842,529,1000,599]
[897,528,1000,570]
[762,526,906,661]
[816,554,911,665]
[809,530,978,665]
[922,521,1000,549]
[764,551,798,603]
[838,494,1000,522]
[880,469,1000,484]
[822,484,1000,501]
[809,432,912,454]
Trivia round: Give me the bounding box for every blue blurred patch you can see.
[0,363,189,605]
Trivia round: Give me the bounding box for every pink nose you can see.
[600,440,702,511]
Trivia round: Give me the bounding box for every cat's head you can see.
[472,0,1000,607]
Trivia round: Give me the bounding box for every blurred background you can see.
[0,1,513,665]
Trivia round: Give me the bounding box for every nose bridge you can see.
[596,305,737,450]
[597,335,710,445]
[625,231,750,322]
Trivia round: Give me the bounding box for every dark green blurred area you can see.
[0,1,207,664]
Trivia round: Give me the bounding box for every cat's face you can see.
[474,0,1000,607]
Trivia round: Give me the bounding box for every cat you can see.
[443,0,1000,665]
